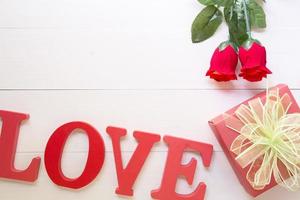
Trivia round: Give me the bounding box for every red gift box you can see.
[209,84,300,197]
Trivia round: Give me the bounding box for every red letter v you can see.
[107,126,161,196]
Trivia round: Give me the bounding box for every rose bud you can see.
[206,42,238,82]
[239,40,272,82]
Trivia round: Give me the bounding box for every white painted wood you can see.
[0,89,300,199]
[1,152,299,200]
[0,0,298,89]
[0,0,299,199]
[0,0,296,29]
[0,89,271,153]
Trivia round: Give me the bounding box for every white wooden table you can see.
[0,0,300,199]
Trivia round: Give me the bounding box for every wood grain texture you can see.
[1,90,300,199]
[0,0,300,199]
[1,152,300,200]
[0,89,268,153]
[0,0,299,89]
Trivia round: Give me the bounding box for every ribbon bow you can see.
[225,88,300,191]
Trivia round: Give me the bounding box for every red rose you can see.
[239,42,271,82]
[206,44,238,82]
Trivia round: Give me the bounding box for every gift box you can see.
[209,84,300,197]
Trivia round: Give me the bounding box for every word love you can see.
[0,110,213,200]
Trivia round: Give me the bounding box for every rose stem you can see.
[242,0,252,39]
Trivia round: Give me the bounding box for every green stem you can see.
[242,0,252,38]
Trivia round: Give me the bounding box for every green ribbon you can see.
[225,88,300,191]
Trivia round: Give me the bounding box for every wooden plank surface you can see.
[1,90,300,199]
[0,89,267,152]
[1,152,300,200]
[0,0,299,89]
[0,0,300,199]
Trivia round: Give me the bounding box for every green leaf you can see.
[218,0,234,7]
[248,0,266,28]
[197,0,233,7]
[191,6,223,43]
[224,5,249,47]
[197,0,217,5]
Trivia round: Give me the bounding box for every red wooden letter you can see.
[44,121,105,189]
[151,136,213,200]
[106,126,161,196]
[0,110,41,182]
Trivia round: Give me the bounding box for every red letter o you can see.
[44,121,105,189]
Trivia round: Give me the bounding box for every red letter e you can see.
[151,136,213,200]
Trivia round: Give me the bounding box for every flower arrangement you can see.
[191,0,272,82]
